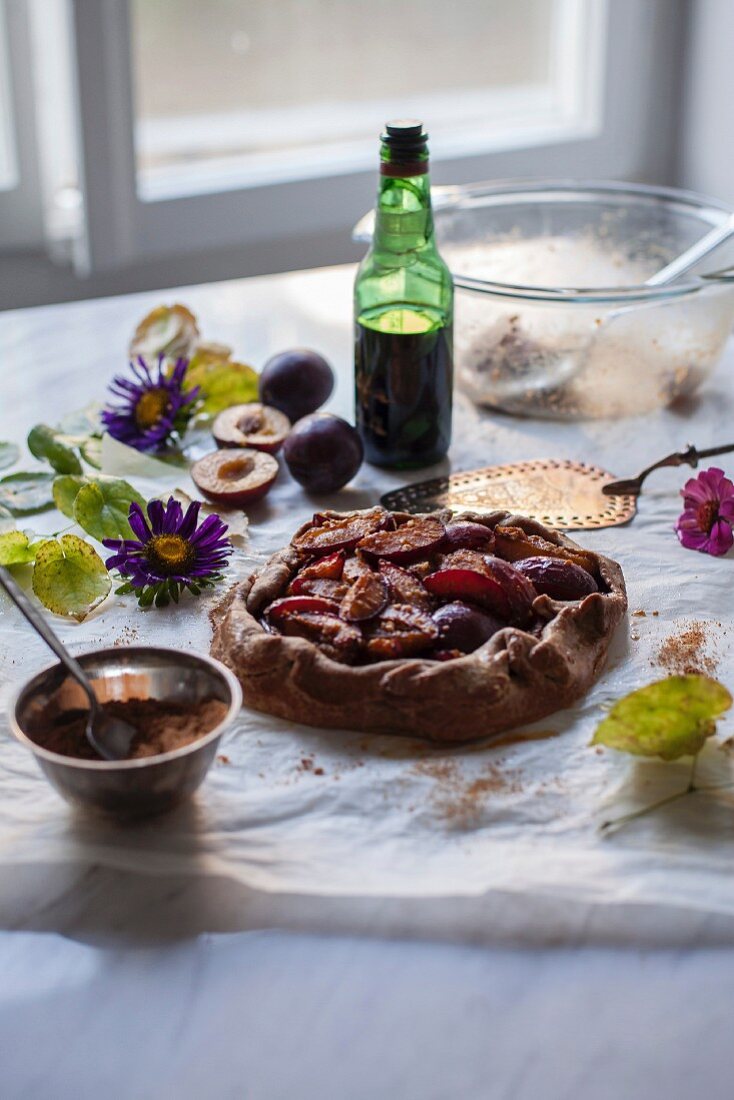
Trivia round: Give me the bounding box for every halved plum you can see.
[340,571,389,622]
[514,556,599,600]
[378,560,433,611]
[442,521,495,552]
[270,610,362,664]
[265,595,341,623]
[357,516,445,564]
[191,448,278,506]
[212,402,290,454]
[293,508,390,555]
[364,604,439,659]
[432,601,505,654]
[494,525,597,576]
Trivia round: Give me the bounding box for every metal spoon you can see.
[602,442,734,497]
[0,565,136,760]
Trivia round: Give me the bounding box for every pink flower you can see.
[675,467,734,556]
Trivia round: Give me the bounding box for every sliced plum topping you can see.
[287,577,350,600]
[442,521,495,552]
[494,525,597,576]
[265,595,341,623]
[424,568,512,620]
[432,601,504,654]
[482,557,537,625]
[357,516,445,564]
[514,557,599,601]
[340,571,389,622]
[271,610,362,664]
[296,550,346,582]
[343,552,374,583]
[364,604,438,659]
[439,548,492,574]
[293,508,390,555]
[378,561,433,611]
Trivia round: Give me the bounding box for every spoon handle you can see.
[0,565,97,710]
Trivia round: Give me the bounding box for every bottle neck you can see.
[373,144,435,257]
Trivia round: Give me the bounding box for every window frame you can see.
[0,0,44,250]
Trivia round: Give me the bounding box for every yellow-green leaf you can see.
[185,348,258,417]
[52,474,89,518]
[591,675,733,761]
[0,530,41,566]
[32,534,111,620]
[73,478,145,541]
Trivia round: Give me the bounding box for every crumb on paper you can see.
[217,754,230,765]
[632,610,646,618]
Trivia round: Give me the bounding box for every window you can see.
[3,0,683,288]
[131,0,565,199]
[0,4,17,191]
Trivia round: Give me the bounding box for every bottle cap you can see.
[382,119,428,153]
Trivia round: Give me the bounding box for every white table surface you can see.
[1,265,734,1100]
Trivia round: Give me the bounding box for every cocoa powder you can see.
[29,696,228,761]
[655,621,718,677]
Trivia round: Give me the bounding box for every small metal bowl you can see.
[9,646,242,819]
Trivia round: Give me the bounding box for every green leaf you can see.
[52,474,89,518]
[73,478,145,541]
[0,530,41,566]
[591,675,733,761]
[185,350,258,417]
[79,435,103,469]
[0,471,55,516]
[0,442,19,471]
[27,424,83,475]
[32,534,111,620]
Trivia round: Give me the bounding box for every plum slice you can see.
[295,550,346,582]
[365,604,438,660]
[343,552,374,583]
[213,402,290,454]
[442,521,495,552]
[425,559,536,624]
[424,568,511,619]
[269,609,362,664]
[514,557,599,600]
[293,508,390,555]
[340,571,389,622]
[191,448,278,506]
[265,595,341,622]
[439,548,493,574]
[432,601,504,654]
[378,560,433,611]
[494,525,597,576]
[357,516,445,564]
[287,577,350,600]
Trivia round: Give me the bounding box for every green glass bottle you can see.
[354,120,454,469]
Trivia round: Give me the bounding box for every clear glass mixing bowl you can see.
[354,180,734,419]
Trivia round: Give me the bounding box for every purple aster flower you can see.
[101,355,199,453]
[104,497,232,607]
[675,467,734,556]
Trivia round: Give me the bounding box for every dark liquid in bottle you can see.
[355,307,453,469]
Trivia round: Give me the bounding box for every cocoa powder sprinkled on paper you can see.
[412,757,522,828]
[655,621,718,676]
